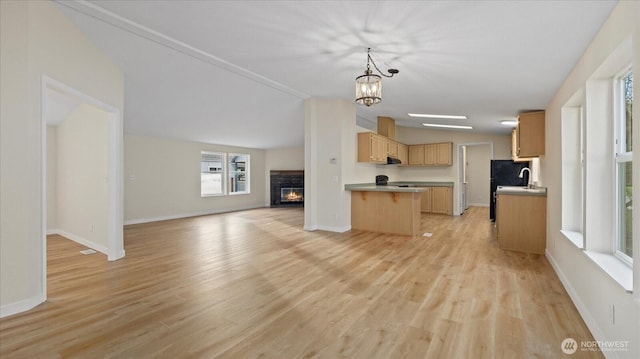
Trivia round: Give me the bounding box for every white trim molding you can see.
[0,293,45,319]
[124,205,267,226]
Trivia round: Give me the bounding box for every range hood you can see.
[386,156,401,165]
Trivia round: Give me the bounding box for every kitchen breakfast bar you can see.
[345,184,426,236]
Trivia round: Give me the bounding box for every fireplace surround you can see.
[270,170,304,207]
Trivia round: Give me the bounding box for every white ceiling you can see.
[55,0,616,149]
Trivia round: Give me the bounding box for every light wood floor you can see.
[0,207,602,358]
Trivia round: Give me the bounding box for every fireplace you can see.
[270,170,304,207]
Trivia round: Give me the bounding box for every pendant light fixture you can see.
[355,48,399,106]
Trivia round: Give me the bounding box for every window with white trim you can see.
[201,151,225,196]
[228,153,250,194]
[615,70,632,262]
[561,102,586,247]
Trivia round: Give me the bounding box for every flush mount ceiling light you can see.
[355,48,399,107]
[422,123,473,130]
[500,120,518,126]
[409,113,468,120]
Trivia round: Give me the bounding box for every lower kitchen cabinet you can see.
[496,194,546,254]
[420,186,452,215]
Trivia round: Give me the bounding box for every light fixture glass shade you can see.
[355,72,382,107]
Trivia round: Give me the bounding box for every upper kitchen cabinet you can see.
[515,111,545,158]
[387,139,399,158]
[408,145,425,165]
[408,142,453,166]
[397,143,408,167]
[377,116,396,139]
[511,129,534,162]
[358,132,388,163]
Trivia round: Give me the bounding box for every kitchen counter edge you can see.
[496,187,547,197]
[344,181,454,193]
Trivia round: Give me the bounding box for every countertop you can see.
[344,181,454,193]
[496,186,547,197]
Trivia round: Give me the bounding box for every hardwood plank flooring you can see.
[0,207,602,358]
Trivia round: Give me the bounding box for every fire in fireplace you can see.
[281,187,304,202]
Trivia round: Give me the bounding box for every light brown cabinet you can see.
[515,111,545,158]
[511,129,534,162]
[420,187,432,213]
[397,143,408,166]
[408,142,453,166]
[387,140,398,158]
[419,186,452,215]
[408,145,425,165]
[431,187,452,214]
[351,190,421,236]
[358,132,388,163]
[377,116,396,139]
[496,194,546,254]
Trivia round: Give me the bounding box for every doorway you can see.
[41,76,124,296]
[457,143,493,215]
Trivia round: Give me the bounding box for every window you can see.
[201,151,225,196]
[228,153,249,194]
[561,93,586,247]
[615,70,632,262]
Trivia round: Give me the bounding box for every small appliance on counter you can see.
[375,175,389,185]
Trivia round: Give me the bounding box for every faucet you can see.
[518,167,534,188]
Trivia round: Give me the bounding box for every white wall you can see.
[304,98,355,232]
[264,146,304,205]
[543,2,639,358]
[0,0,124,317]
[54,104,110,253]
[124,134,266,224]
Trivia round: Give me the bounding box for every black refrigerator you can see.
[490,160,529,221]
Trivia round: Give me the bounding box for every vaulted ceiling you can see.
[55,0,616,149]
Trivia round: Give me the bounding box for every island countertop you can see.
[345,181,454,193]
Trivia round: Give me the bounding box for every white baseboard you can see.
[46,228,59,235]
[545,250,616,358]
[123,205,267,225]
[317,225,351,233]
[0,293,45,318]
[108,249,126,262]
[304,224,351,233]
[51,229,109,255]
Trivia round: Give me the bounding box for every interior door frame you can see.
[41,75,124,298]
[456,142,494,215]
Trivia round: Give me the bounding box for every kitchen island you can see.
[344,184,425,236]
[495,186,547,254]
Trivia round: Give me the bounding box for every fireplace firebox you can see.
[270,170,304,207]
[281,187,304,203]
